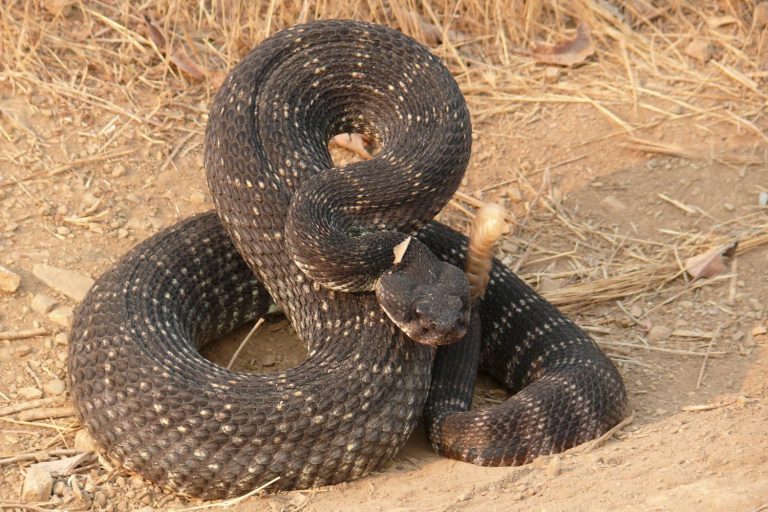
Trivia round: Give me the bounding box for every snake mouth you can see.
[405,312,470,346]
[378,293,471,347]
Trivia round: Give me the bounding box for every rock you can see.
[94,491,108,508]
[0,265,21,293]
[14,344,33,357]
[53,480,67,497]
[537,276,563,293]
[54,332,68,345]
[21,465,53,502]
[18,386,43,400]
[48,306,74,326]
[43,378,66,396]
[74,429,98,452]
[543,66,561,83]
[601,195,626,211]
[759,191,768,207]
[189,191,207,204]
[111,164,126,178]
[33,264,94,301]
[262,353,277,367]
[130,474,145,489]
[648,325,672,342]
[752,323,767,337]
[505,186,523,203]
[457,491,472,502]
[547,455,562,477]
[685,39,713,63]
[31,293,59,314]
[755,2,768,29]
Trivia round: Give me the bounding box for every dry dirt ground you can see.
[1,2,768,511]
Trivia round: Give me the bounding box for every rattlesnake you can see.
[68,20,626,499]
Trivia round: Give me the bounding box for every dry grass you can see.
[2,1,767,153]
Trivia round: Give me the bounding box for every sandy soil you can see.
[1,3,767,511]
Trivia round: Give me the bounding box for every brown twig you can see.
[0,328,48,341]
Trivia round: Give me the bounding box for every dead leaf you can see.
[684,242,738,280]
[755,2,768,29]
[143,14,167,50]
[392,237,412,265]
[396,9,468,46]
[143,15,214,83]
[169,47,207,81]
[532,22,595,67]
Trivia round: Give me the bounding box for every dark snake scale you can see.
[68,20,627,499]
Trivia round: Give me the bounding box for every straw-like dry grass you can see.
[3,1,767,149]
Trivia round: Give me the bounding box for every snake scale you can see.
[68,20,627,499]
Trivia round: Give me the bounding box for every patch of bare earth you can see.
[1,1,767,511]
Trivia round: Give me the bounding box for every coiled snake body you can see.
[68,20,626,499]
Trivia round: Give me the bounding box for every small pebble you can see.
[18,386,43,400]
[543,67,561,83]
[53,480,67,497]
[189,191,207,204]
[601,195,626,211]
[759,191,768,207]
[94,491,108,508]
[21,466,53,502]
[111,164,126,178]
[0,265,21,293]
[723,203,735,211]
[54,332,68,345]
[505,186,523,202]
[537,276,563,293]
[31,293,59,315]
[74,429,98,452]
[43,378,67,396]
[33,264,94,302]
[48,306,74,326]
[14,344,33,357]
[56,226,72,236]
[131,475,145,489]
[684,39,713,62]
[648,325,672,342]
[547,455,562,477]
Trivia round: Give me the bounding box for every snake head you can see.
[375,237,471,346]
